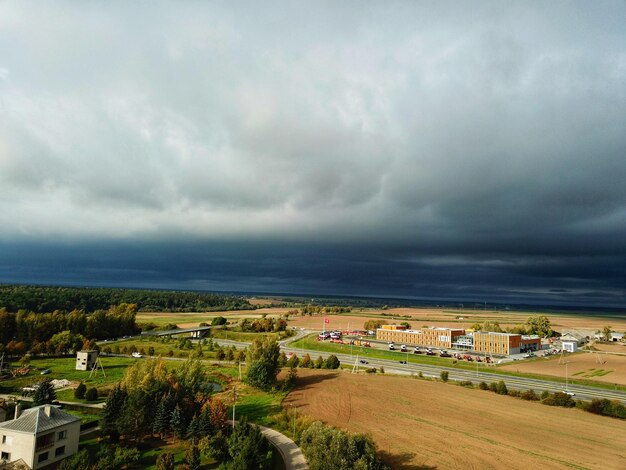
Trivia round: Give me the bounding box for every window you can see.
[55,446,65,457]
[1,452,10,461]
[35,433,54,451]
[38,452,49,463]
[1,435,10,445]
[58,430,67,440]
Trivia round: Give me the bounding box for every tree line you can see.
[0,303,138,357]
[0,284,251,313]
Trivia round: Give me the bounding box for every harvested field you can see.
[139,307,626,334]
[591,342,626,353]
[500,351,626,386]
[286,369,626,470]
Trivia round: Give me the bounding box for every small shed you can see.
[561,339,578,353]
[76,350,98,371]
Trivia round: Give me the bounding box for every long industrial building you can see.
[376,325,465,349]
[376,325,541,355]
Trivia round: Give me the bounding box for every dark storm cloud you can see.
[0,1,625,306]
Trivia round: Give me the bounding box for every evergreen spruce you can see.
[33,378,56,405]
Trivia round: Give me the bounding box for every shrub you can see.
[156,452,174,470]
[582,399,626,419]
[489,382,498,392]
[521,389,539,401]
[324,355,340,369]
[542,392,576,408]
[300,421,388,470]
[85,387,99,401]
[211,316,227,326]
[459,381,473,388]
[507,389,520,398]
[440,371,449,382]
[418,371,424,379]
[74,382,87,399]
[365,367,377,374]
[379,366,385,374]
[540,390,550,400]
[478,381,488,390]
[496,381,508,395]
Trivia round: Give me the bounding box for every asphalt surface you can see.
[281,333,626,403]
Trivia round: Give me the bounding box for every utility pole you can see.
[232,385,237,429]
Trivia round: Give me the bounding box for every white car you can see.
[131,352,142,358]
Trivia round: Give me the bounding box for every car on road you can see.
[40,369,51,375]
[565,391,576,397]
[131,352,142,358]
[359,360,369,364]
[399,360,407,364]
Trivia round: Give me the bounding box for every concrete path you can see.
[258,424,308,470]
[227,420,307,470]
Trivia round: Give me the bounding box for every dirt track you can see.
[286,369,626,470]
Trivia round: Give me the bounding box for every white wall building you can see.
[75,350,98,371]
[0,405,80,469]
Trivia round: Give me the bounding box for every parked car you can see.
[131,352,142,358]
[388,343,395,351]
[40,369,51,375]
[400,345,407,352]
[413,347,422,354]
[439,351,451,358]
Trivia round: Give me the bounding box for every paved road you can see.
[258,424,308,470]
[281,335,626,403]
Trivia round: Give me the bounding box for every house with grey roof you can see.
[0,405,80,469]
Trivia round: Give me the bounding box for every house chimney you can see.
[14,403,21,420]
[44,405,52,417]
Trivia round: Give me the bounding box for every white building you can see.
[0,405,80,469]
[561,337,578,353]
[75,350,98,371]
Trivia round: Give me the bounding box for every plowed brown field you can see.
[500,351,626,386]
[286,370,626,470]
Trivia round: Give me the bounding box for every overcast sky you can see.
[1,1,625,307]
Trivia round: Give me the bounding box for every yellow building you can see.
[376,327,465,349]
[472,332,541,355]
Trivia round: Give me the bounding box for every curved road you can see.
[258,424,308,470]
[226,420,307,470]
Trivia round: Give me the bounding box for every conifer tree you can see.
[33,378,56,405]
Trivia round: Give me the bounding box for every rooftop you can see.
[0,405,79,434]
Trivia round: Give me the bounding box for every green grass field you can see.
[0,356,136,396]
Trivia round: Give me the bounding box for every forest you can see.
[0,284,252,313]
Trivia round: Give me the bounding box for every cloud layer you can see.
[0,2,625,306]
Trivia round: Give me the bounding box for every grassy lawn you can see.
[0,356,135,395]
[232,387,287,426]
[63,405,102,424]
[211,329,287,342]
